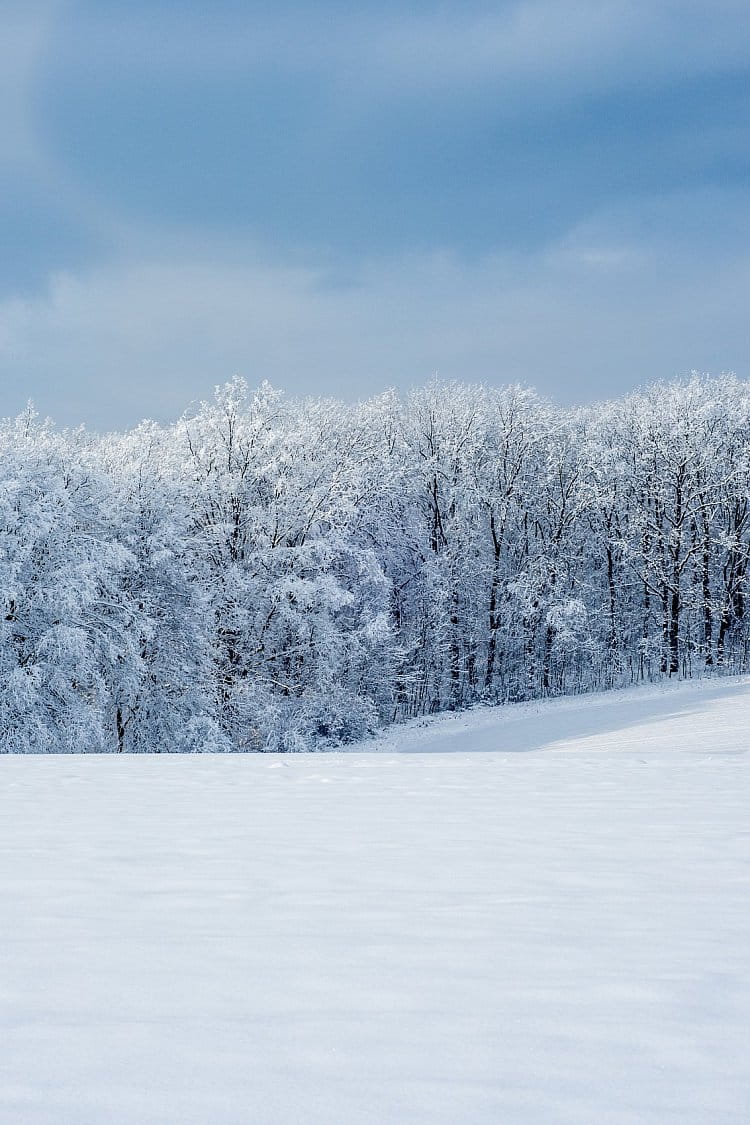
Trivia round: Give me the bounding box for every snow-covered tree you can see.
[2,374,750,751]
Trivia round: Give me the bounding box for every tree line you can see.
[2,374,748,751]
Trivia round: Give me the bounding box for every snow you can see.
[3,678,749,1123]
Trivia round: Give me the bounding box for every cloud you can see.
[0,1,65,170]
[43,1,750,105]
[1,0,746,422]
[27,0,749,266]
[1,190,747,430]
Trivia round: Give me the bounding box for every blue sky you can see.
[1,0,749,428]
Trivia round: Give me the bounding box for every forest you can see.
[1,373,749,752]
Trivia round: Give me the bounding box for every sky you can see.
[1,0,749,430]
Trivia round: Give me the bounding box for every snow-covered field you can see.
[3,677,749,1123]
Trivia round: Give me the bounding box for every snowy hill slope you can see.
[367,673,750,756]
[2,678,749,1124]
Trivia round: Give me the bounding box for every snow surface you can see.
[3,677,750,1123]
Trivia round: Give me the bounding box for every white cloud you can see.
[1,193,747,429]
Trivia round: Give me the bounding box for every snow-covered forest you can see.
[2,374,750,752]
